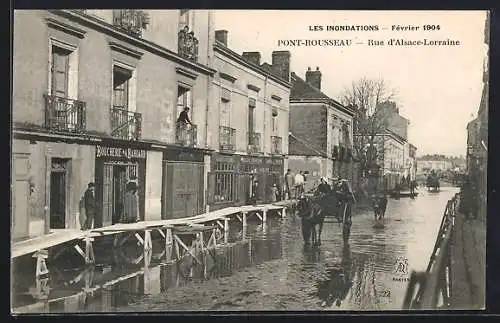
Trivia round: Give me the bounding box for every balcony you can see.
[219,126,236,152]
[44,94,86,133]
[113,10,149,37]
[110,107,142,140]
[247,132,262,154]
[176,123,197,147]
[178,27,199,62]
[271,136,282,155]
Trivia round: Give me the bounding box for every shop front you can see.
[208,154,284,211]
[94,143,147,228]
[161,148,205,219]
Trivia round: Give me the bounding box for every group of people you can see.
[283,169,310,199]
[79,181,140,231]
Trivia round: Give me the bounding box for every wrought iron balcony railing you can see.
[271,136,282,155]
[176,123,197,147]
[178,27,199,61]
[110,107,142,140]
[44,94,86,133]
[247,132,262,154]
[113,10,149,37]
[219,126,236,152]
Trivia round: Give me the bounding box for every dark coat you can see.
[121,191,139,223]
[84,188,96,214]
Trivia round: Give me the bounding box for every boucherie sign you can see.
[96,145,146,159]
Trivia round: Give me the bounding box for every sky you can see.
[213,10,488,157]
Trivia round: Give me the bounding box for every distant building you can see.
[288,67,355,192]
[416,159,453,174]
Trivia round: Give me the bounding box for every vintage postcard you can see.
[11,9,488,312]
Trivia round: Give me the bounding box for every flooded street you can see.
[12,188,458,313]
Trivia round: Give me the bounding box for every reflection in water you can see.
[316,244,353,308]
[12,189,458,312]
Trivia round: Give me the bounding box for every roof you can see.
[289,72,355,116]
[288,133,327,157]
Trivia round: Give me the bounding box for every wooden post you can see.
[144,229,152,252]
[263,207,268,224]
[84,237,95,264]
[224,218,229,233]
[242,212,247,228]
[32,250,49,278]
[165,227,173,262]
[281,207,286,218]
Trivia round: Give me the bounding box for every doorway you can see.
[50,158,68,229]
[112,165,127,224]
[101,162,138,226]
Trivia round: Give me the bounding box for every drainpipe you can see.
[205,10,212,149]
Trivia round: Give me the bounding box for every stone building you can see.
[12,9,216,241]
[206,30,291,210]
[288,67,355,192]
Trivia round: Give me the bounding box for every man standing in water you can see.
[337,179,356,243]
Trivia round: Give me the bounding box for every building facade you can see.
[12,9,216,241]
[206,30,291,210]
[466,12,489,221]
[288,67,355,191]
[416,159,453,174]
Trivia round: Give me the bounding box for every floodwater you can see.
[11,187,459,313]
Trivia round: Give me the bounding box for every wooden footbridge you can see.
[11,201,297,293]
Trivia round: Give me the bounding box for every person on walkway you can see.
[83,183,96,230]
[295,171,305,197]
[284,169,294,200]
[460,176,473,220]
[121,181,139,223]
[271,184,279,203]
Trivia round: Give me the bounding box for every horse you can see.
[372,195,388,221]
[297,194,325,246]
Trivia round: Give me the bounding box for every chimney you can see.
[242,51,261,66]
[305,66,322,90]
[215,30,228,46]
[271,50,291,82]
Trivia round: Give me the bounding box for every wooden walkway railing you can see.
[402,193,460,309]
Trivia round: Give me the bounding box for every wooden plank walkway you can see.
[449,213,486,309]
[11,201,294,260]
[11,229,90,259]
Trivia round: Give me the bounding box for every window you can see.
[214,162,235,203]
[177,86,193,118]
[48,41,78,99]
[248,98,256,135]
[113,66,132,110]
[272,108,278,133]
[220,88,231,127]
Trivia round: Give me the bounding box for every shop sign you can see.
[240,156,263,164]
[96,145,146,159]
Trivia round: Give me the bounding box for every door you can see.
[165,162,203,219]
[12,154,30,241]
[101,163,114,227]
[50,167,66,229]
[112,165,127,224]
